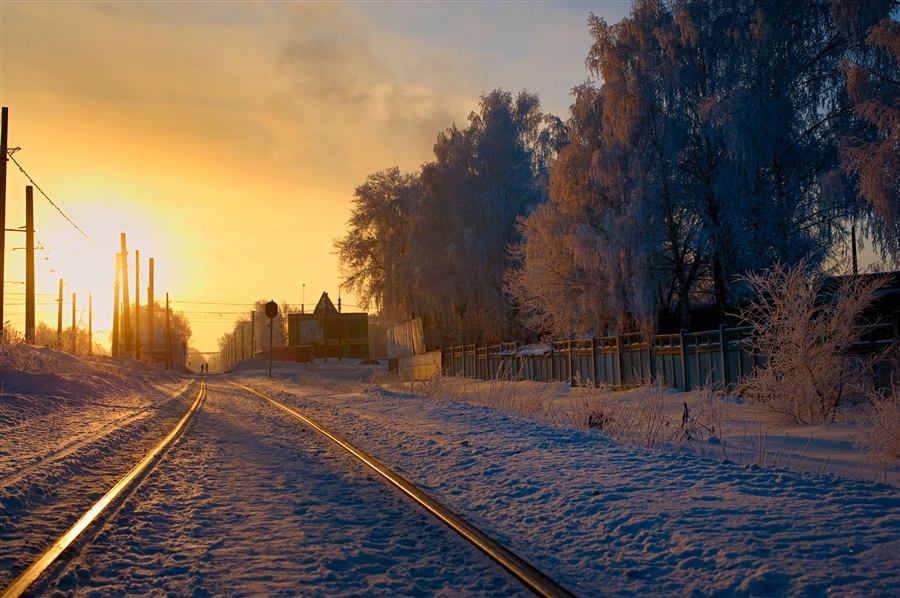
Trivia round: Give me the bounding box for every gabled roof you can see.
[313,292,339,316]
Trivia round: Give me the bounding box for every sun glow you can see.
[3,172,198,351]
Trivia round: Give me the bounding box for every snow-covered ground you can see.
[2,350,899,596]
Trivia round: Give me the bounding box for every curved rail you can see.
[227,380,577,598]
[1,382,207,598]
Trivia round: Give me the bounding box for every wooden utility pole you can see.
[0,107,9,338]
[148,257,154,361]
[135,249,141,360]
[251,310,255,357]
[113,254,120,356]
[851,225,859,276]
[240,322,245,361]
[25,186,34,344]
[165,292,172,370]
[120,233,131,356]
[56,279,63,347]
[71,292,76,354]
[88,293,93,355]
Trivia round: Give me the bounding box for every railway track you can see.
[227,380,576,598]
[1,382,207,598]
[2,378,577,597]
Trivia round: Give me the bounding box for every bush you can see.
[739,258,889,424]
[859,381,900,462]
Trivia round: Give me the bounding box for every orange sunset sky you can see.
[1,1,630,352]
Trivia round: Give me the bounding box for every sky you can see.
[0,0,631,353]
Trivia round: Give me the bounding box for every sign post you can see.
[265,300,278,378]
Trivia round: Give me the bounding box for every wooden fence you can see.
[442,322,898,392]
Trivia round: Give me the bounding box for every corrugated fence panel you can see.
[440,321,896,391]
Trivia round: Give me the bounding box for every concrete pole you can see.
[71,292,76,354]
[25,186,34,343]
[0,108,9,338]
[57,279,63,348]
[148,258,154,361]
[135,249,141,360]
[113,254,120,356]
[120,233,131,355]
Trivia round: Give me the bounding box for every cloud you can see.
[273,4,482,168]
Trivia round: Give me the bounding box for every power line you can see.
[6,151,107,252]
[171,300,255,306]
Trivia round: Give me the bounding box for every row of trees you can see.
[337,0,900,345]
[336,90,562,344]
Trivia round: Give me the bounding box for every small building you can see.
[254,345,299,362]
[287,292,369,361]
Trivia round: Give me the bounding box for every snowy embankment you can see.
[234,362,900,597]
[1,350,898,597]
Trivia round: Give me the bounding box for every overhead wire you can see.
[6,151,108,253]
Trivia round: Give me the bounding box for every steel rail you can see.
[1,382,207,598]
[227,380,577,598]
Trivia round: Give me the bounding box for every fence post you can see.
[647,330,655,384]
[590,337,597,387]
[679,329,689,391]
[718,323,727,390]
[894,312,900,383]
[550,341,556,381]
[616,334,625,390]
[568,337,574,387]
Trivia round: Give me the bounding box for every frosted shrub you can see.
[472,363,566,423]
[580,382,687,450]
[739,259,888,425]
[365,368,402,387]
[419,372,466,402]
[684,386,726,442]
[859,381,900,462]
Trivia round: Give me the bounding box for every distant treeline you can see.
[335,0,900,345]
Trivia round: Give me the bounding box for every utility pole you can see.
[25,186,34,344]
[113,254,120,356]
[120,233,131,356]
[148,257,154,361]
[71,292,76,354]
[251,310,255,357]
[165,292,172,370]
[135,249,141,360]
[0,107,9,338]
[851,225,859,276]
[88,293,93,355]
[323,292,328,364]
[240,322,245,361]
[57,279,63,348]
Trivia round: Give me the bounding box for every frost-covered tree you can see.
[408,90,560,344]
[334,168,420,321]
[511,0,892,337]
[506,84,648,336]
[842,16,900,263]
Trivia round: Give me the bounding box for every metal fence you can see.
[442,322,898,392]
